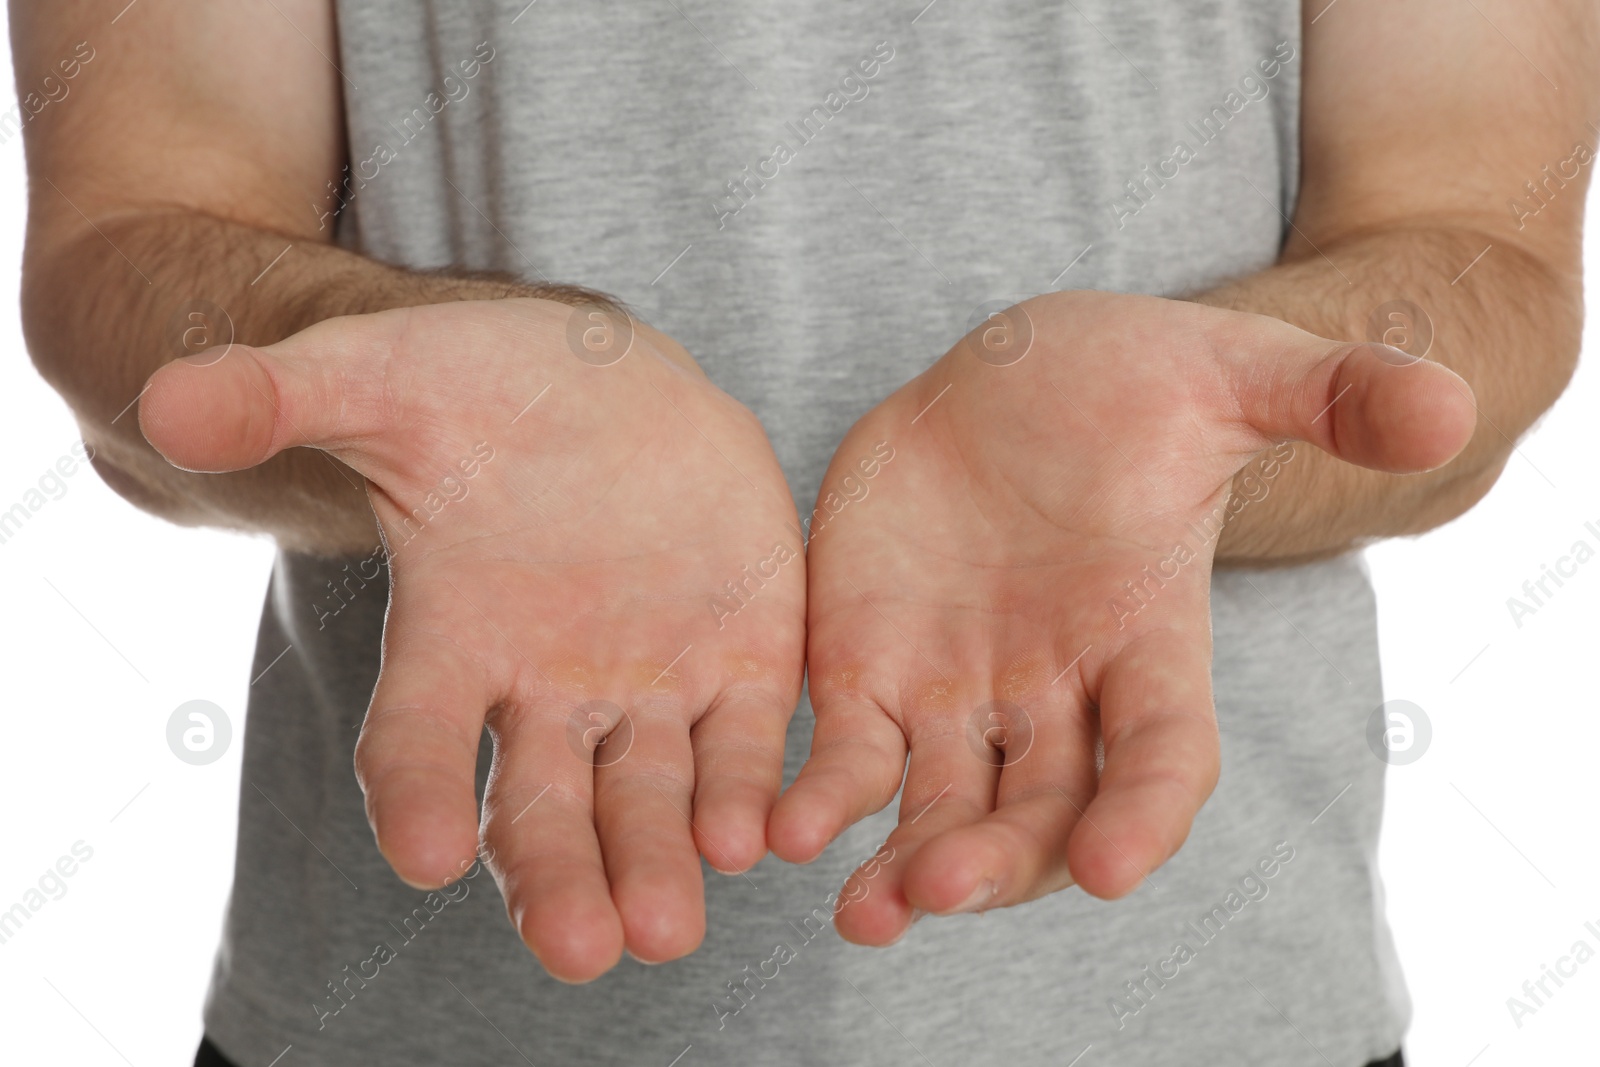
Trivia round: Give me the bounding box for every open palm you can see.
[141,297,806,980]
[769,290,1475,945]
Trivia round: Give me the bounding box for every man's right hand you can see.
[139,297,807,982]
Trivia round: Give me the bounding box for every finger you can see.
[833,717,999,947]
[767,695,907,865]
[481,700,624,984]
[690,690,793,874]
[1067,628,1219,900]
[592,706,706,964]
[353,610,492,892]
[139,316,395,473]
[1228,336,1477,474]
[902,693,1099,915]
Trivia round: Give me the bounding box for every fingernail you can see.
[626,949,662,966]
[950,879,997,915]
[910,908,927,925]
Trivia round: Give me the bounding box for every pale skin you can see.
[14,0,1596,981]
[780,0,1600,945]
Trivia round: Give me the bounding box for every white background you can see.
[0,44,1597,1067]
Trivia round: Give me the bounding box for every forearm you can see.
[23,209,600,554]
[1198,224,1582,564]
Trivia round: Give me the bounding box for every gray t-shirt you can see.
[203,2,1411,1064]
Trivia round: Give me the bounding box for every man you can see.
[13,0,1593,1063]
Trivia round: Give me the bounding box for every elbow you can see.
[20,243,74,396]
[1393,456,1508,539]
[19,220,154,428]
[1538,274,1584,413]
[21,232,106,414]
[1396,251,1581,538]
[1451,241,1583,489]
[1498,239,1584,419]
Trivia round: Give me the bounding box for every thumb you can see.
[138,316,393,473]
[1229,337,1478,474]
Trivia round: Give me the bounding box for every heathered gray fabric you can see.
[202,2,1411,1064]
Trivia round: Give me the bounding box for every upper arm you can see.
[1294,0,1600,267]
[9,0,346,244]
